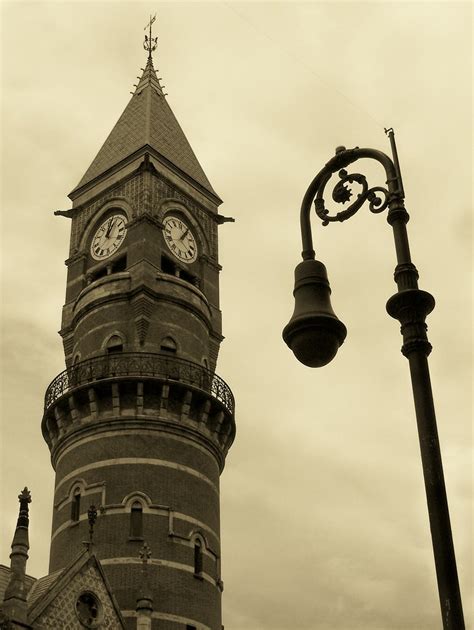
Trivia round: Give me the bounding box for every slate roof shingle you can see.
[71,56,216,197]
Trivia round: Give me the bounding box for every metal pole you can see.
[294,141,465,629]
[385,169,465,629]
[407,351,465,629]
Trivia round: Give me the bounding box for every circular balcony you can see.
[44,352,234,416]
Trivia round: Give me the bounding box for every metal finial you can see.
[139,542,152,564]
[384,127,405,198]
[88,504,98,544]
[19,487,32,504]
[143,14,158,58]
[16,487,31,528]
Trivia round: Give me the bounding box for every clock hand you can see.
[105,218,114,238]
[178,228,189,242]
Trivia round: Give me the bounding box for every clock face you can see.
[162,215,197,264]
[90,214,127,260]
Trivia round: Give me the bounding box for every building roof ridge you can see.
[27,551,126,627]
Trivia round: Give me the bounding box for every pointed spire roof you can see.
[71,55,218,199]
[2,488,32,623]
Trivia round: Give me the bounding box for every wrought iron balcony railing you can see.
[44,352,234,415]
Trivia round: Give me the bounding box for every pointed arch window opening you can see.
[129,501,144,540]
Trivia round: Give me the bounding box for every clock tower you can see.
[41,27,235,630]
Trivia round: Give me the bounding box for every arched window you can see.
[194,539,203,576]
[129,501,143,539]
[71,488,81,522]
[106,335,123,354]
[160,336,177,354]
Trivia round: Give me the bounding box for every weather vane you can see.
[143,14,158,58]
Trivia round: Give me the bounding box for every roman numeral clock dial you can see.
[162,216,198,263]
[90,214,127,260]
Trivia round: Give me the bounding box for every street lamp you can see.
[283,130,464,630]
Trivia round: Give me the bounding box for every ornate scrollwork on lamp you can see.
[314,168,391,225]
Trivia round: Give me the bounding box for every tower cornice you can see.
[42,353,235,473]
[67,276,214,335]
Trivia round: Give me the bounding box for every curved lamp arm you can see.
[300,145,400,260]
[284,133,465,630]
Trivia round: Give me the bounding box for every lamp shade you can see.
[283,259,347,367]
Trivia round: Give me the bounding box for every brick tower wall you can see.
[44,372,233,630]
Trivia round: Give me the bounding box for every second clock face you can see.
[163,216,198,263]
[90,214,127,260]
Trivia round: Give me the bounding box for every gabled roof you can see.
[27,568,62,608]
[71,56,217,199]
[27,551,126,628]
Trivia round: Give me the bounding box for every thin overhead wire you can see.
[222,2,385,129]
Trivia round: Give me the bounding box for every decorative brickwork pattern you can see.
[69,171,217,260]
[132,294,155,345]
[33,562,123,629]
[153,177,216,256]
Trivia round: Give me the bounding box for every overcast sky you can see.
[0,2,472,629]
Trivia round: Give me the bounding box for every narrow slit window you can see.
[71,489,81,522]
[194,539,203,575]
[130,502,143,538]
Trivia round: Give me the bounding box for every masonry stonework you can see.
[39,48,235,630]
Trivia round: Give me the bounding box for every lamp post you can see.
[283,130,464,630]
